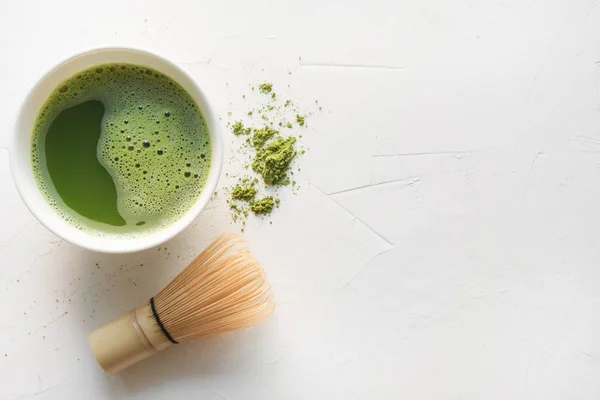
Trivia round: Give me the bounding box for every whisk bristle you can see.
[151,233,275,344]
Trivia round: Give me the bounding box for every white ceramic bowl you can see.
[10,47,223,253]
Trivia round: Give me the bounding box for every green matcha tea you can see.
[32,63,211,236]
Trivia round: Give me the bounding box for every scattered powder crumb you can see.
[296,114,305,126]
[258,82,273,94]
[229,202,249,222]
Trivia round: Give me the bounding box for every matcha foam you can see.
[32,63,211,236]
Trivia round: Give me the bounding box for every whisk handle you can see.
[88,304,172,374]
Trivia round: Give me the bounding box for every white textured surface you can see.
[2,0,600,398]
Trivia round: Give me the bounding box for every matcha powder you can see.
[252,136,297,185]
[251,196,275,215]
[223,78,320,226]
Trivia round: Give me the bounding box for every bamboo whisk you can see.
[88,233,275,374]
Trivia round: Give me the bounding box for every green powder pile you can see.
[224,79,320,225]
[251,196,275,215]
[231,184,257,201]
[252,136,297,185]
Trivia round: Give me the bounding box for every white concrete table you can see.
[1,1,600,398]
